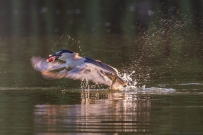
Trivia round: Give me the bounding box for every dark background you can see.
[0,0,203,87]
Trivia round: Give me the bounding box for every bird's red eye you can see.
[60,52,63,54]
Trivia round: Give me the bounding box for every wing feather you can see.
[40,63,112,86]
[67,63,112,85]
[31,56,123,87]
[31,56,67,71]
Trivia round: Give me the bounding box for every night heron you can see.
[31,49,127,90]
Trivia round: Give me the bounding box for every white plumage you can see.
[31,50,127,89]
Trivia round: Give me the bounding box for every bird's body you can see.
[64,54,85,68]
[31,49,127,90]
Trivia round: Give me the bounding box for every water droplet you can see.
[54,28,58,32]
[55,9,61,14]
[148,10,154,16]
[41,7,48,13]
[66,10,72,15]
[75,9,81,14]
[13,10,18,15]
[129,6,135,12]
[104,22,111,27]
[69,20,74,24]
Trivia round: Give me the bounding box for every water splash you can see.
[78,70,176,94]
[80,79,89,89]
[79,71,139,91]
[51,34,81,53]
[122,71,137,86]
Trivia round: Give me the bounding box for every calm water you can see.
[0,88,203,135]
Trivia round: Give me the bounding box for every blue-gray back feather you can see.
[84,57,118,75]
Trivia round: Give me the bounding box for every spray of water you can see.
[51,34,83,55]
[79,70,141,91]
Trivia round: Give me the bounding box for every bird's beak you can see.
[46,54,60,62]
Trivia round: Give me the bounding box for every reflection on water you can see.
[0,89,203,134]
[34,90,151,134]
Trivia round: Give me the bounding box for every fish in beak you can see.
[47,55,56,62]
[46,53,61,62]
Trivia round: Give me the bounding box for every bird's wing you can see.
[31,56,67,71]
[41,63,113,86]
[67,63,112,85]
[31,56,122,86]
[84,57,118,74]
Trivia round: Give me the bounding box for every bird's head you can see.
[47,49,75,62]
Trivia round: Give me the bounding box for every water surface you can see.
[0,88,203,135]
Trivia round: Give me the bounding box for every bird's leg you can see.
[102,71,124,90]
[110,76,117,90]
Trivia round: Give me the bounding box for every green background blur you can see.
[0,0,203,87]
